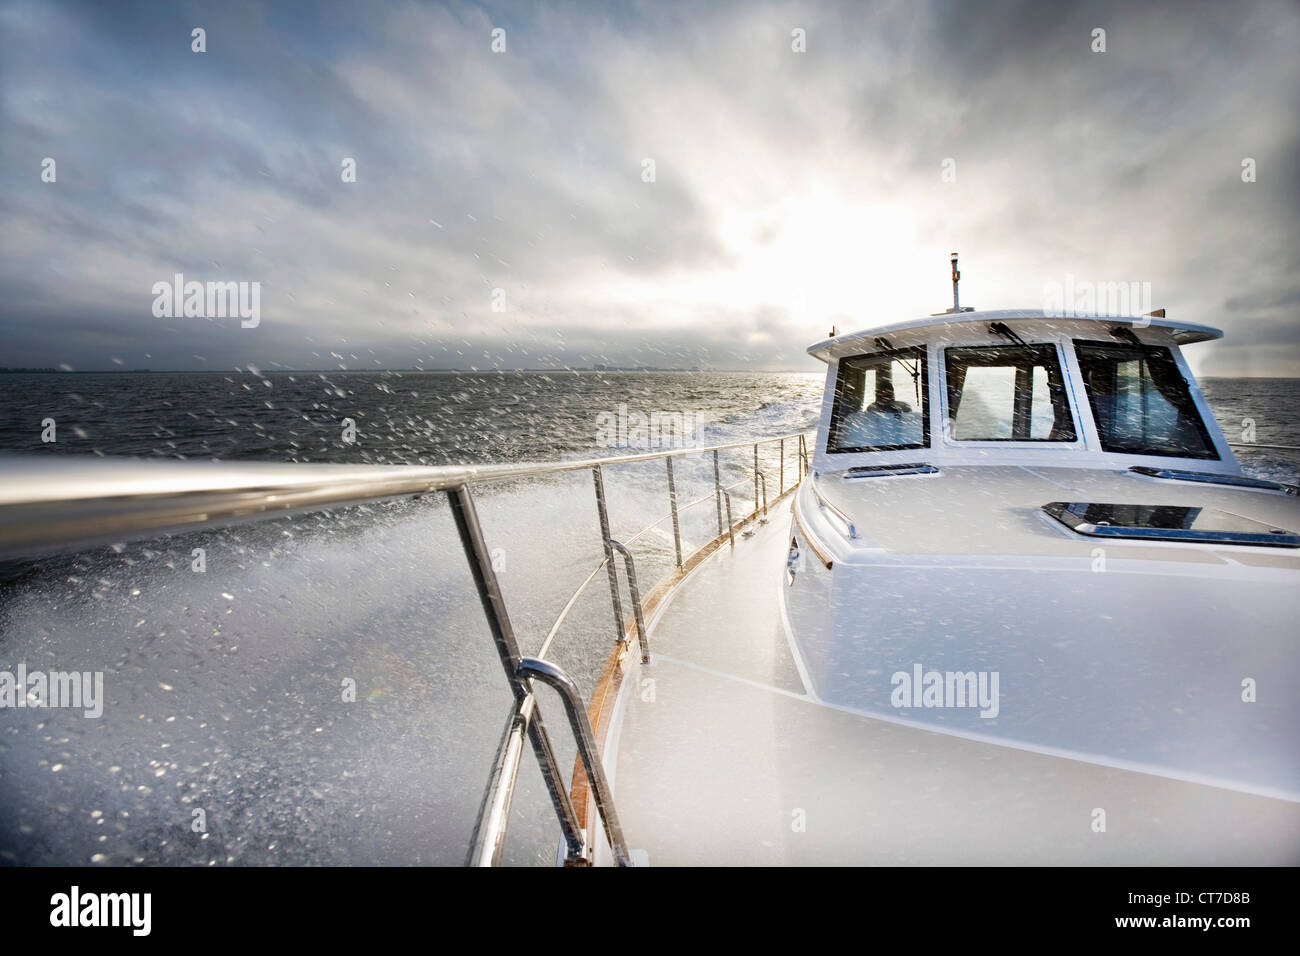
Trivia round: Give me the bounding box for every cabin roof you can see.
[806,309,1223,363]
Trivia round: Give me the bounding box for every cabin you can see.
[781,305,1300,823]
[807,309,1235,476]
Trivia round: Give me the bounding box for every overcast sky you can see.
[1,0,1297,374]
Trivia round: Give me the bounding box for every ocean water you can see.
[0,370,822,866]
[0,370,823,465]
[0,371,1294,866]
[1198,377,1300,484]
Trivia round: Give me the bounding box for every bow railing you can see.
[0,431,813,866]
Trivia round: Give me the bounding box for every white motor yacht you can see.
[578,264,1300,866]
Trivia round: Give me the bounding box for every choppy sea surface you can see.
[0,371,1294,865]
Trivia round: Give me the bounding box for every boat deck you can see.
[610,496,1300,865]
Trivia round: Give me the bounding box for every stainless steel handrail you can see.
[0,432,812,558]
[490,435,805,864]
[517,657,632,866]
[712,450,724,535]
[809,472,858,540]
[0,429,814,867]
[592,465,626,658]
[448,484,588,864]
[467,694,535,867]
[535,471,736,657]
[608,540,649,664]
[665,457,683,568]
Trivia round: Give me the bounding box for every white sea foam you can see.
[0,387,821,865]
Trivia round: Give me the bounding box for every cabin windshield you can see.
[827,347,928,453]
[944,344,1076,442]
[1073,340,1218,459]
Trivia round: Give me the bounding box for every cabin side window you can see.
[1073,340,1217,459]
[943,345,1077,442]
[826,347,929,453]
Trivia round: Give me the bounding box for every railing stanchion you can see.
[780,438,785,495]
[609,540,650,663]
[592,466,626,647]
[447,484,586,863]
[665,457,683,569]
[723,491,735,547]
[712,450,724,536]
[753,444,759,520]
[517,658,633,867]
[467,698,531,867]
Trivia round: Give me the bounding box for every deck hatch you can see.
[1042,501,1300,547]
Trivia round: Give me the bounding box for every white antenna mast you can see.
[935,252,975,314]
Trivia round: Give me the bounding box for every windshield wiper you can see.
[988,321,1027,346]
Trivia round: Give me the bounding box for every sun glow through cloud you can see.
[0,0,1296,373]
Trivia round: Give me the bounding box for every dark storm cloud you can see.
[0,0,1296,373]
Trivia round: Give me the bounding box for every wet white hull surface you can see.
[608,495,1300,865]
